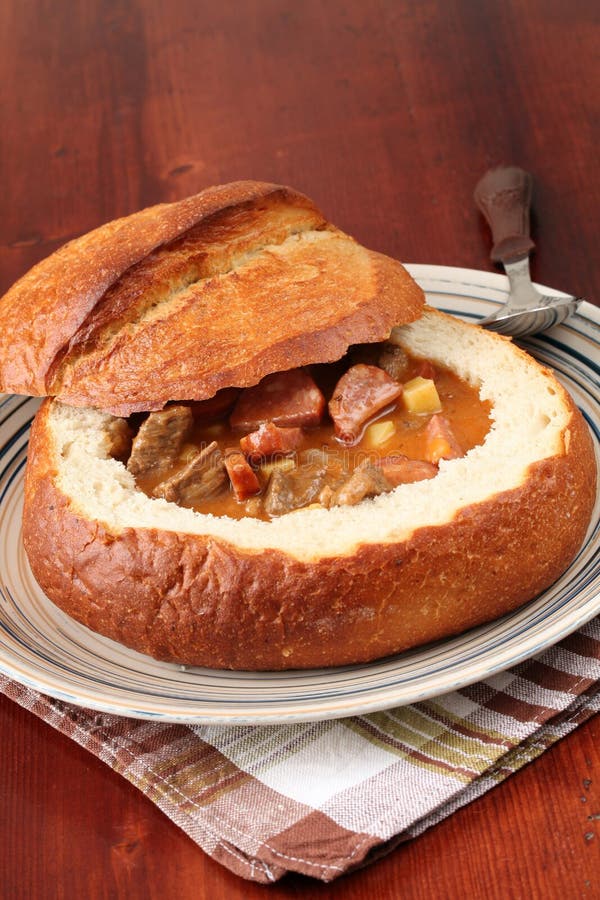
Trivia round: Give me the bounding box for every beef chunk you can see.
[322,463,393,507]
[152,441,227,506]
[127,405,193,478]
[263,469,297,517]
[378,343,409,381]
[105,417,133,462]
[350,342,409,381]
[264,461,327,516]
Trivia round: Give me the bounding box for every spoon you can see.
[474,166,582,338]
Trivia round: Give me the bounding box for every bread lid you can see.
[0,181,424,415]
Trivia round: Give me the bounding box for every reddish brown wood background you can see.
[1,0,599,896]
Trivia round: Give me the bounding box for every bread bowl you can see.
[0,181,595,670]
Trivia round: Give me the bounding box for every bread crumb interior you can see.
[52,309,571,562]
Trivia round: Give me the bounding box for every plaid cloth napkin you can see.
[2,619,599,883]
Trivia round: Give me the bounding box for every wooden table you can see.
[1,1,599,896]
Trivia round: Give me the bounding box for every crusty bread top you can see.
[0,181,424,415]
[42,308,594,562]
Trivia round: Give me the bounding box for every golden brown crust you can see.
[0,182,282,395]
[0,182,423,415]
[22,398,596,670]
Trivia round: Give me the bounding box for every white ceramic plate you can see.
[1,265,598,724]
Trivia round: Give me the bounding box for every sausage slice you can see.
[239,422,304,462]
[378,455,438,485]
[224,449,261,500]
[189,388,240,422]
[328,364,403,444]
[230,369,325,431]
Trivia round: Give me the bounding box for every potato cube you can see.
[363,419,396,448]
[402,377,442,414]
[259,457,296,478]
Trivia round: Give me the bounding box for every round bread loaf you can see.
[22,308,596,670]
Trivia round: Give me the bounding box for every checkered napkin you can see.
[2,620,599,884]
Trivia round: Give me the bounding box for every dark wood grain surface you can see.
[1,1,599,896]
